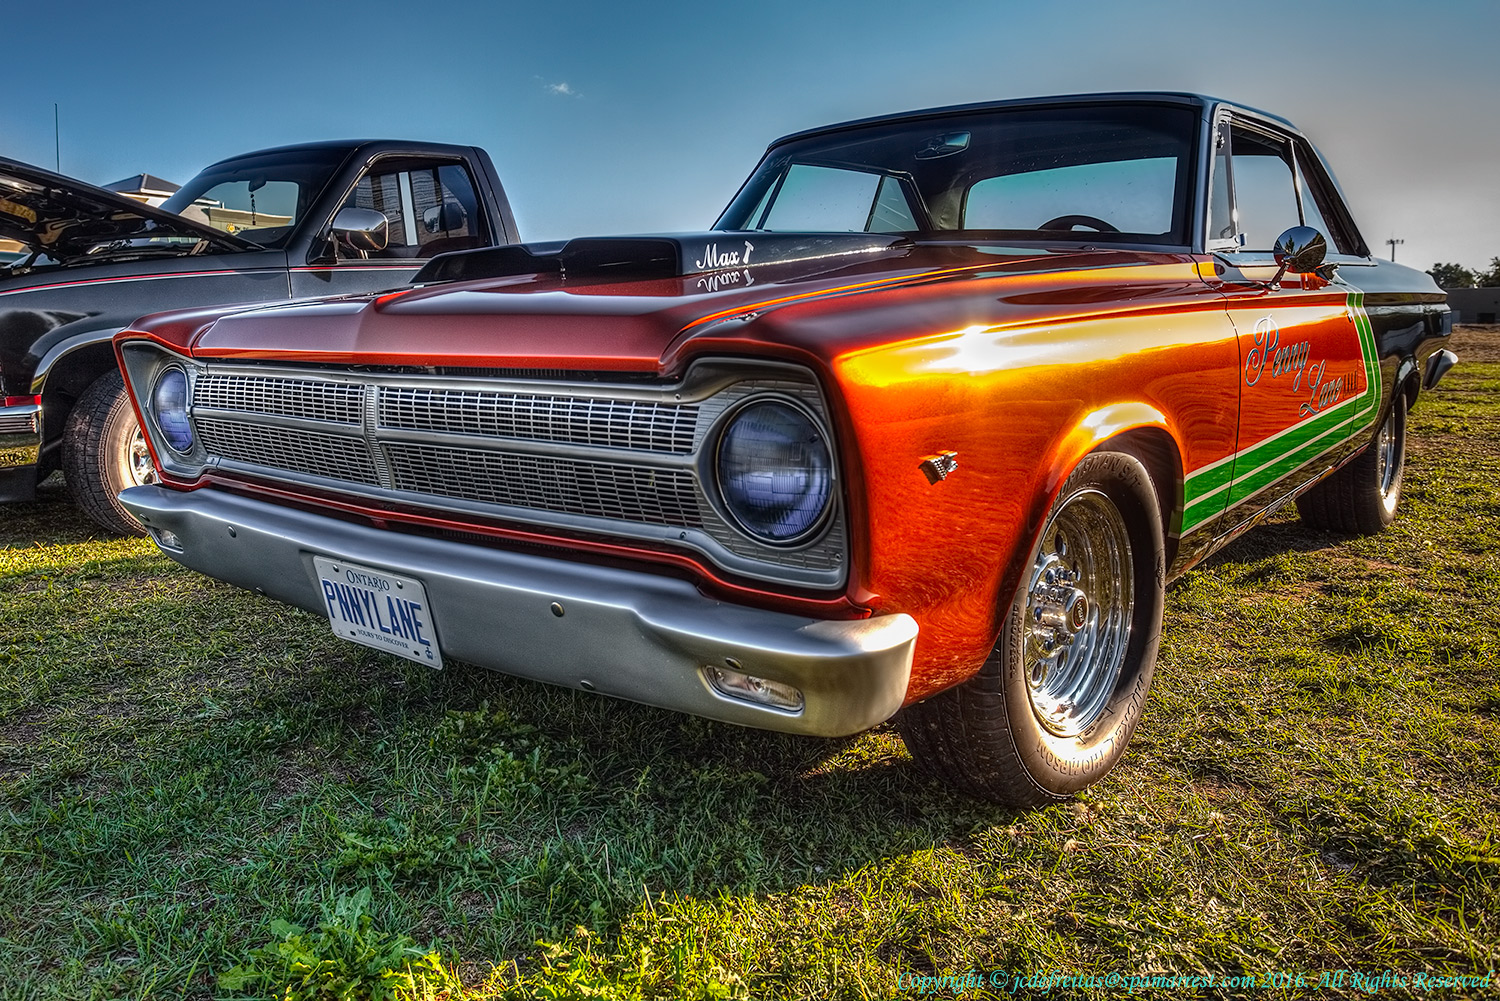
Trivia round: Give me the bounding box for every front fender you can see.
[28,325,122,395]
[834,352,1193,703]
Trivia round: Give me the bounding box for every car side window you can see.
[1208,122,1236,248]
[1227,127,1300,252]
[338,161,488,261]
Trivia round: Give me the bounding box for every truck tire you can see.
[897,451,1165,806]
[62,370,152,536]
[1295,395,1406,535]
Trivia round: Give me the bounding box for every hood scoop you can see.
[410,231,912,286]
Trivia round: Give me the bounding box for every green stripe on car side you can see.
[1178,287,1380,533]
[1182,456,1233,503]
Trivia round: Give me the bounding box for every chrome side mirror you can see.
[330,206,389,253]
[1272,226,1327,284]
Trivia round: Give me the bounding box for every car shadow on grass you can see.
[0,474,115,549]
[5,597,1025,901]
[1190,511,1347,571]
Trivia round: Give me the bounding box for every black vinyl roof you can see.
[768,92,1295,149]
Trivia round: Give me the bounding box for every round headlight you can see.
[715,400,833,543]
[152,368,193,453]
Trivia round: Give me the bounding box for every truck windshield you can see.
[716,104,1199,247]
[160,148,350,249]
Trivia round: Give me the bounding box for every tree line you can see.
[1426,259,1500,289]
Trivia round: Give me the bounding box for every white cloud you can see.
[546,81,577,97]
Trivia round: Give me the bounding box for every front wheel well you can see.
[1097,427,1183,566]
[39,343,122,445]
[1402,366,1421,410]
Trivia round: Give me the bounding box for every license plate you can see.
[314,556,443,668]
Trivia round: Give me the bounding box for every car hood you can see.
[0,156,256,266]
[146,232,1202,372]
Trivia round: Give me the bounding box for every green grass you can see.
[2,329,1498,999]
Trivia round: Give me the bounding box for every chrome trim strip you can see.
[369,426,700,468]
[120,485,914,737]
[193,406,363,432]
[195,359,747,404]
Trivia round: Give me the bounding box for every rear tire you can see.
[62,370,152,536]
[1295,394,1406,535]
[897,451,1166,806]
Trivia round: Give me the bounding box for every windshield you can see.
[716,104,1199,246]
[160,147,350,249]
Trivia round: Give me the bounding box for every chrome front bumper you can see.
[119,486,917,736]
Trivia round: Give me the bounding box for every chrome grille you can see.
[186,364,846,587]
[196,373,365,425]
[386,443,700,526]
[379,388,697,453]
[197,417,379,484]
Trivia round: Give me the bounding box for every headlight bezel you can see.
[118,341,206,479]
[710,394,837,548]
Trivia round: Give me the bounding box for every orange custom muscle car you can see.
[114,93,1455,805]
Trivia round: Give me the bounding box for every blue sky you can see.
[6,0,1496,271]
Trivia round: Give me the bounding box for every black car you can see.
[0,140,518,532]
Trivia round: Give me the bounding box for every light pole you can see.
[1385,237,1404,262]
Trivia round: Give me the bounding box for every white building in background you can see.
[101,173,180,207]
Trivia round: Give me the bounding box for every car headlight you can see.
[152,367,194,453]
[715,399,833,543]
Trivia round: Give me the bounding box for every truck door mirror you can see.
[330,207,390,254]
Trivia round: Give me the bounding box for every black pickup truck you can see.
[0,140,518,532]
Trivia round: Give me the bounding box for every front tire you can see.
[897,451,1166,806]
[62,370,153,536]
[1295,394,1406,535]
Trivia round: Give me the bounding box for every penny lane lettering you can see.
[1244,317,1313,390]
[320,580,432,648]
[1300,361,1356,417]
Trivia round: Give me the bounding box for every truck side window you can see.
[412,165,486,257]
[338,161,488,261]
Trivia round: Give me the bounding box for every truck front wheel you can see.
[62,370,151,536]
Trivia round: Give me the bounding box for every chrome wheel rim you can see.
[1023,489,1133,738]
[1376,407,1399,499]
[128,423,158,487]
